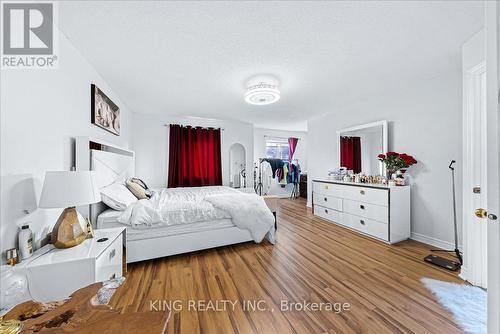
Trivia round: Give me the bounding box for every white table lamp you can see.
[39,171,101,248]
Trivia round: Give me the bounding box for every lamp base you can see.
[51,207,88,249]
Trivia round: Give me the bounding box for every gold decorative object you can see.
[51,207,87,248]
[39,171,100,249]
[0,317,23,334]
[6,249,19,266]
[86,218,95,239]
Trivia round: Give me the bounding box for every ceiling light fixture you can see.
[244,82,280,105]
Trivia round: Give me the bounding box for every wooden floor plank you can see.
[110,198,464,333]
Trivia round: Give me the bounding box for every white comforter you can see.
[117,186,275,243]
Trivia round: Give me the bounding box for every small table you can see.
[25,227,126,302]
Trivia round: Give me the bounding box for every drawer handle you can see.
[325,209,329,214]
[324,197,328,202]
[325,185,329,190]
[360,190,365,195]
[360,205,365,210]
[109,249,116,260]
[360,220,365,225]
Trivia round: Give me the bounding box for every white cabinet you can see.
[312,180,410,244]
[25,227,125,302]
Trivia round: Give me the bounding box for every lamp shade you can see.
[39,171,101,208]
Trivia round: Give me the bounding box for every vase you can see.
[386,168,397,180]
[396,169,406,178]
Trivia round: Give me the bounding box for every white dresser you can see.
[312,180,410,244]
[25,227,125,302]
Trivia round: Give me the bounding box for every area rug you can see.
[421,278,486,334]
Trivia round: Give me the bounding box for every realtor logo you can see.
[1,1,58,69]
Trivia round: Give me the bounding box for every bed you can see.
[75,136,275,263]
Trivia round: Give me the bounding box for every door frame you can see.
[461,57,488,287]
[485,1,500,332]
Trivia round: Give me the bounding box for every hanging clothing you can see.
[263,158,285,178]
[276,168,282,181]
[261,161,273,195]
[280,163,289,185]
[288,163,301,184]
[288,163,295,184]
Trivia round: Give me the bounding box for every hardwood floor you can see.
[110,198,464,334]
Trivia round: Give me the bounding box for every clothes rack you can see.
[254,158,266,196]
[255,158,301,198]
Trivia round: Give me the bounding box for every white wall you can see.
[254,128,307,197]
[131,113,254,189]
[308,70,463,247]
[0,31,132,257]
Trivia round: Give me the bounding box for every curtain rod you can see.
[264,135,300,140]
[164,124,225,131]
[259,158,299,161]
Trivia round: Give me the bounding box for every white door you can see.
[462,29,488,288]
[485,2,500,333]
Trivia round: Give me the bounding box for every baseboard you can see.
[458,266,469,282]
[410,232,462,251]
[306,201,312,208]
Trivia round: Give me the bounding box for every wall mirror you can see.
[229,143,246,188]
[337,120,388,176]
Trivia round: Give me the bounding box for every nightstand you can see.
[25,227,125,302]
[263,195,278,229]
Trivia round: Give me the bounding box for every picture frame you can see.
[91,84,120,135]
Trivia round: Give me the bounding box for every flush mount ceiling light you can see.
[244,76,280,105]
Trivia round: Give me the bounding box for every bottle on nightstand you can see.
[18,224,33,260]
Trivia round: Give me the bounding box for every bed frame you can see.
[75,136,254,263]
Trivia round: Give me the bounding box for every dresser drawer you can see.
[313,182,343,198]
[314,205,346,226]
[343,186,388,206]
[343,199,388,224]
[95,236,123,282]
[313,193,342,211]
[343,213,388,241]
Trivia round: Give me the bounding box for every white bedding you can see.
[114,186,275,243]
[97,213,235,241]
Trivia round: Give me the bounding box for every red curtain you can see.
[288,137,298,161]
[340,136,362,173]
[167,124,222,188]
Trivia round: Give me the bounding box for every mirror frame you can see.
[336,120,388,176]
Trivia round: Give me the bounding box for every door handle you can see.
[475,208,488,218]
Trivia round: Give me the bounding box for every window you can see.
[265,139,289,160]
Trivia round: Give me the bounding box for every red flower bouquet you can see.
[378,152,417,176]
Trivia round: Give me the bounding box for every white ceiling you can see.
[59,1,483,131]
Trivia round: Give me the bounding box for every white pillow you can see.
[100,182,138,211]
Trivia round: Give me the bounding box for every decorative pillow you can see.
[126,180,151,200]
[100,182,138,211]
[130,178,149,190]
